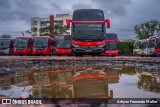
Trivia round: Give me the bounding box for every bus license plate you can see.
[86,50,91,52]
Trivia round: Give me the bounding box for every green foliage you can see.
[134,20,160,39]
[118,41,134,56]
[0,34,12,38]
[39,25,69,37]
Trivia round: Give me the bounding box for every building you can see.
[31,14,72,36]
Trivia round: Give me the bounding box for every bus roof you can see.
[148,35,160,40]
[73,9,105,21]
[106,39,119,42]
[105,33,118,40]
[0,38,13,40]
[58,34,71,36]
[34,36,51,38]
[16,36,33,38]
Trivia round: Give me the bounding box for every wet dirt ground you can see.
[0,64,159,107]
[0,56,160,107]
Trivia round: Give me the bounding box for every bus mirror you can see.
[12,39,15,43]
[66,19,72,28]
[105,19,110,28]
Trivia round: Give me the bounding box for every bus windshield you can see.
[72,24,104,41]
[134,41,141,49]
[33,38,48,47]
[0,39,11,49]
[56,36,71,48]
[14,38,28,47]
[157,38,160,48]
[105,33,118,40]
[73,9,104,21]
[105,42,117,50]
[141,42,148,49]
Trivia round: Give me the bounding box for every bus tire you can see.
[74,53,79,57]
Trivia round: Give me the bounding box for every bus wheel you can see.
[97,53,101,56]
[74,53,79,57]
[79,54,83,57]
[92,54,96,57]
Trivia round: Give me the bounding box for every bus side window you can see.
[134,41,140,49]
[134,42,137,49]
[28,38,33,46]
[10,40,14,48]
[49,38,54,46]
[149,38,156,48]
[52,39,54,46]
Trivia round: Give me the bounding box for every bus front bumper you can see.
[13,50,29,55]
[72,47,104,54]
[32,50,51,55]
[0,48,10,55]
[56,49,73,55]
[153,52,160,56]
[102,50,118,56]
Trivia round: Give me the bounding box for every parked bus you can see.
[0,38,14,55]
[102,33,119,56]
[139,39,149,56]
[55,34,73,56]
[66,9,110,56]
[32,36,54,55]
[148,35,160,56]
[133,40,142,55]
[13,36,34,55]
[133,35,160,56]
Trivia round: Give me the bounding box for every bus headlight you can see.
[72,43,79,48]
[98,44,105,48]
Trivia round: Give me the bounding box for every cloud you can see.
[0,0,67,22]
[72,3,92,10]
[0,0,160,40]
[92,0,132,17]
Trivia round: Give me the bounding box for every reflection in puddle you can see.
[0,65,159,99]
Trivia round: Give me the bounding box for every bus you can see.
[13,36,34,55]
[54,34,72,56]
[133,35,160,56]
[133,40,142,55]
[0,38,14,55]
[32,36,54,55]
[66,9,110,56]
[102,33,119,56]
[148,35,160,56]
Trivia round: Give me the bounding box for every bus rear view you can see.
[67,9,110,56]
[102,33,119,56]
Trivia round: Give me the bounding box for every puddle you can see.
[0,65,159,99]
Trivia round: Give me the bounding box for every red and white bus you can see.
[148,35,160,56]
[55,34,73,56]
[13,36,34,55]
[133,35,160,56]
[66,9,110,56]
[102,33,119,56]
[32,36,54,55]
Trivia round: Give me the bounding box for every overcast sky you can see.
[0,0,160,40]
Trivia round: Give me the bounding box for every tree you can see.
[118,40,134,56]
[134,20,160,39]
[39,25,69,37]
[0,34,12,38]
